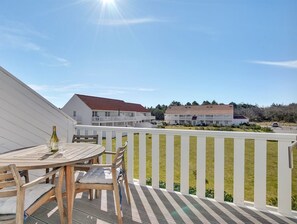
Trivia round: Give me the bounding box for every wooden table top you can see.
[0,143,105,170]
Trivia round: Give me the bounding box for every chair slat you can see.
[0,189,17,197]
[0,172,14,181]
[0,180,17,189]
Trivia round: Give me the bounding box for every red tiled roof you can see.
[165,105,233,115]
[76,94,149,112]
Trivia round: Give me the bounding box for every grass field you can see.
[105,128,297,206]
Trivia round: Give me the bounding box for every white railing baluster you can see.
[254,139,267,210]
[215,137,225,202]
[105,131,113,164]
[166,134,174,191]
[139,132,146,185]
[97,130,102,145]
[116,132,122,148]
[74,125,296,214]
[197,136,206,198]
[234,138,245,206]
[127,132,134,182]
[278,139,292,215]
[180,135,189,194]
[152,133,159,188]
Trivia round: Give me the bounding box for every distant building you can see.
[165,104,249,126]
[233,115,249,125]
[62,94,155,127]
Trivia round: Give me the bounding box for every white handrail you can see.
[74,125,296,216]
[288,139,297,169]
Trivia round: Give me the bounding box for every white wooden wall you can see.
[0,67,76,153]
[62,94,92,125]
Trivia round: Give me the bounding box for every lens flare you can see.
[101,0,115,5]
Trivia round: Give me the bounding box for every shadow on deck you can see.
[28,182,297,224]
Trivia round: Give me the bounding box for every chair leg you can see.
[95,189,101,199]
[24,170,29,183]
[45,168,50,183]
[56,169,65,224]
[113,183,122,224]
[124,175,131,204]
[89,189,93,200]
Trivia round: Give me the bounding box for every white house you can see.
[62,94,155,127]
[165,104,249,126]
[233,115,249,125]
[0,67,75,153]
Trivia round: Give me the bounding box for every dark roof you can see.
[233,115,248,119]
[76,94,149,112]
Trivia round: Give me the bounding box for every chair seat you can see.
[79,167,120,184]
[0,184,54,214]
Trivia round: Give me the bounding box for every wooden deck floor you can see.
[25,172,296,224]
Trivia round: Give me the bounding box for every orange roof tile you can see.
[165,105,233,115]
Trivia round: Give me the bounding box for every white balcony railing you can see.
[92,115,155,122]
[74,125,296,216]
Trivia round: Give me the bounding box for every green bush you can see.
[261,127,273,132]
[146,177,233,202]
[263,195,297,210]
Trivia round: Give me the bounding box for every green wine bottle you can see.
[50,126,59,153]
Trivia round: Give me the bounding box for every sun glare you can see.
[101,0,115,5]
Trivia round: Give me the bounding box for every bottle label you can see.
[51,142,59,152]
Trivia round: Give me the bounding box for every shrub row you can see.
[146,177,296,210]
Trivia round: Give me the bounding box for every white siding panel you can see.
[62,95,92,125]
[0,67,75,153]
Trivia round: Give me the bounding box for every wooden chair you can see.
[75,142,130,224]
[72,134,99,199]
[0,164,65,224]
[19,170,29,183]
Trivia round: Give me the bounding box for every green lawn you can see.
[104,130,297,206]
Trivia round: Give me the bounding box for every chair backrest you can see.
[113,142,128,169]
[72,135,98,144]
[0,164,20,198]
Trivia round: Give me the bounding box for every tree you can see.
[229,102,237,108]
[170,101,182,106]
[149,104,168,120]
[192,101,199,105]
[202,100,211,105]
[186,102,191,106]
[211,100,218,105]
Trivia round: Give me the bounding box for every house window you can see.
[73,111,76,117]
[105,112,110,117]
[92,111,98,117]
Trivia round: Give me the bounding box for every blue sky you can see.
[0,0,296,108]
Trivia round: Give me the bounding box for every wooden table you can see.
[0,143,105,224]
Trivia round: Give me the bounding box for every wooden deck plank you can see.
[24,171,297,224]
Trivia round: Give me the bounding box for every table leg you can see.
[65,165,75,224]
